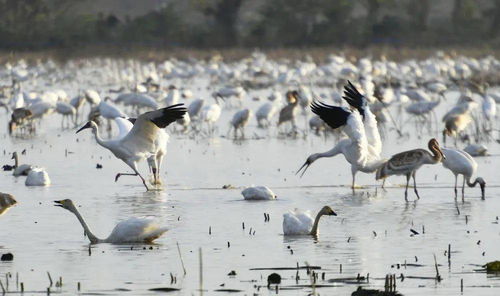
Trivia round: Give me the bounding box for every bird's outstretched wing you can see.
[120,104,186,153]
[343,81,366,118]
[310,101,350,129]
[141,103,187,128]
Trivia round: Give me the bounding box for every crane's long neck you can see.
[466,177,479,187]
[428,145,443,164]
[310,211,324,236]
[70,207,101,243]
[91,126,111,150]
[316,142,344,160]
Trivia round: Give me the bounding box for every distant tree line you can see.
[0,0,499,50]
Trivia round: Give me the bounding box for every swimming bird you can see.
[283,206,337,236]
[54,199,168,244]
[296,83,385,189]
[441,148,485,200]
[241,186,276,200]
[76,104,186,190]
[25,168,51,186]
[376,139,445,201]
[11,152,33,176]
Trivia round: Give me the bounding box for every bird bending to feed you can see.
[54,199,168,244]
[297,81,385,189]
[76,104,186,190]
[283,206,337,236]
[463,144,488,157]
[241,186,276,200]
[0,193,17,216]
[376,138,445,201]
[25,168,51,186]
[11,151,33,176]
[441,148,485,200]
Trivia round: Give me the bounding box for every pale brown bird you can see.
[376,138,445,201]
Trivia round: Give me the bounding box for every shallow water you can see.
[1,83,500,296]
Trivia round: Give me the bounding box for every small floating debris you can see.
[96,163,103,169]
[149,287,181,292]
[250,265,321,271]
[222,184,235,189]
[267,273,281,286]
[351,286,403,296]
[485,261,500,273]
[214,288,243,292]
[1,253,14,261]
[227,270,236,276]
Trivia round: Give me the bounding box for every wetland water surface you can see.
[1,88,499,296]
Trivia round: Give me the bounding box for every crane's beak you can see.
[53,200,64,207]
[480,183,485,199]
[330,211,337,216]
[76,121,92,134]
[296,160,311,178]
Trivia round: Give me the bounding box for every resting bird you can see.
[376,139,445,201]
[441,147,485,200]
[296,82,385,188]
[241,186,276,200]
[283,206,337,236]
[76,104,186,190]
[54,199,168,244]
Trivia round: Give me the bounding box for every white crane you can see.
[54,199,168,243]
[199,98,222,135]
[296,82,385,189]
[56,101,76,128]
[283,206,336,236]
[165,85,180,106]
[76,104,186,190]
[441,148,485,200]
[228,108,252,138]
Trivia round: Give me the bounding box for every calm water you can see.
[1,84,499,296]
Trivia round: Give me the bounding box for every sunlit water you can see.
[1,82,499,296]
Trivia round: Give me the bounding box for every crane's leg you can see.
[115,162,149,190]
[412,171,420,199]
[454,175,458,198]
[351,170,357,190]
[155,152,164,186]
[462,175,465,201]
[381,178,386,189]
[405,174,410,201]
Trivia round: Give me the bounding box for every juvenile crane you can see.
[376,138,445,201]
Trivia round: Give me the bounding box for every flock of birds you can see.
[1,51,498,242]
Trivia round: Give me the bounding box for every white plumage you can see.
[77,104,185,190]
[241,186,276,200]
[55,199,167,244]
[441,148,486,199]
[283,206,337,236]
[25,168,51,186]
